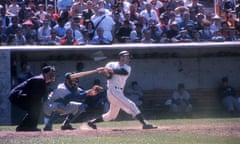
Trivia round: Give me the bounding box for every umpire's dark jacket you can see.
[9,74,49,112]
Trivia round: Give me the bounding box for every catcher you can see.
[43,72,104,131]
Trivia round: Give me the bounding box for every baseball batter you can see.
[87,50,157,129]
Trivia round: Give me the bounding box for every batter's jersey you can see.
[105,61,131,89]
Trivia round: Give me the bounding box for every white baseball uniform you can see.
[102,61,141,121]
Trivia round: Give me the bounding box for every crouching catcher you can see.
[43,72,104,131]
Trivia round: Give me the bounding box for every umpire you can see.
[9,65,56,132]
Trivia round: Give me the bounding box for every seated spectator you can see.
[14,28,26,45]
[116,20,132,43]
[170,83,192,114]
[218,77,240,113]
[192,30,203,42]
[125,81,143,108]
[199,20,213,41]
[211,30,225,42]
[126,30,140,43]
[166,21,179,42]
[37,18,52,45]
[48,29,61,45]
[7,0,21,16]
[210,15,222,34]
[225,27,239,41]
[159,32,171,43]
[187,0,204,21]
[175,27,192,42]
[90,27,112,44]
[141,29,155,43]
[59,28,80,45]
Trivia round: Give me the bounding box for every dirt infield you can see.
[0,122,240,138]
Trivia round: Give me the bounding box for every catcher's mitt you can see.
[87,85,104,96]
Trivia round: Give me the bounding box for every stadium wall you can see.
[0,42,240,124]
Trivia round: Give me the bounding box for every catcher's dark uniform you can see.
[9,74,50,131]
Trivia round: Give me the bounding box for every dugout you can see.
[0,42,240,124]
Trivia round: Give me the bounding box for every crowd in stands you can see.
[0,0,240,45]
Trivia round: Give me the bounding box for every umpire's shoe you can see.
[16,126,41,132]
[142,124,158,129]
[87,121,97,129]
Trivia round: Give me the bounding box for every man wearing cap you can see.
[9,65,56,131]
[87,51,157,130]
[43,72,104,131]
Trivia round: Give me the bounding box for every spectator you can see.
[90,27,112,44]
[185,23,195,38]
[170,83,192,114]
[220,21,230,38]
[53,17,66,38]
[125,81,143,108]
[187,0,204,21]
[141,29,155,43]
[59,28,80,45]
[226,27,239,41]
[37,18,51,44]
[64,16,86,44]
[194,12,205,31]
[140,2,159,26]
[166,21,179,41]
[5,16,22,37]
[179,11,194,29]
[218,77,240,114]
[159,32,171,43]
[211,30,225,42]
[210,15,222,34]
[82,0,95,21]
[0,20,7,44]
[175,27,192,42]
[128,3,140,23]
[7,0,21,16]
[9,65,56,131]
[83,19,95,41]
[116,20,132,43]
[14,28,26,45]
[35,3,48,22]
[70,0,86,17]
[48,29,61,45]
[91,8,115,42]
[0,6,10,28]
[192,30,203,42]
[199,20,213,41]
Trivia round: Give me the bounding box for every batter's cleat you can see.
[61,124,75,130]
[87,121,97,129]
[142,124,158,129]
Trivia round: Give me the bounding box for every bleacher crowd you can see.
[0,0,239,45]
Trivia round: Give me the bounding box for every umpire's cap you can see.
[119,50,130,56]
[41,65,56,74]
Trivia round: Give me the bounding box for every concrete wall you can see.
[26,57,240,90]
[0,50,11,125]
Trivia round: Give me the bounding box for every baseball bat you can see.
[70,69,98,79]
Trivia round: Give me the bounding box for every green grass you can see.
[1,118,240,144]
